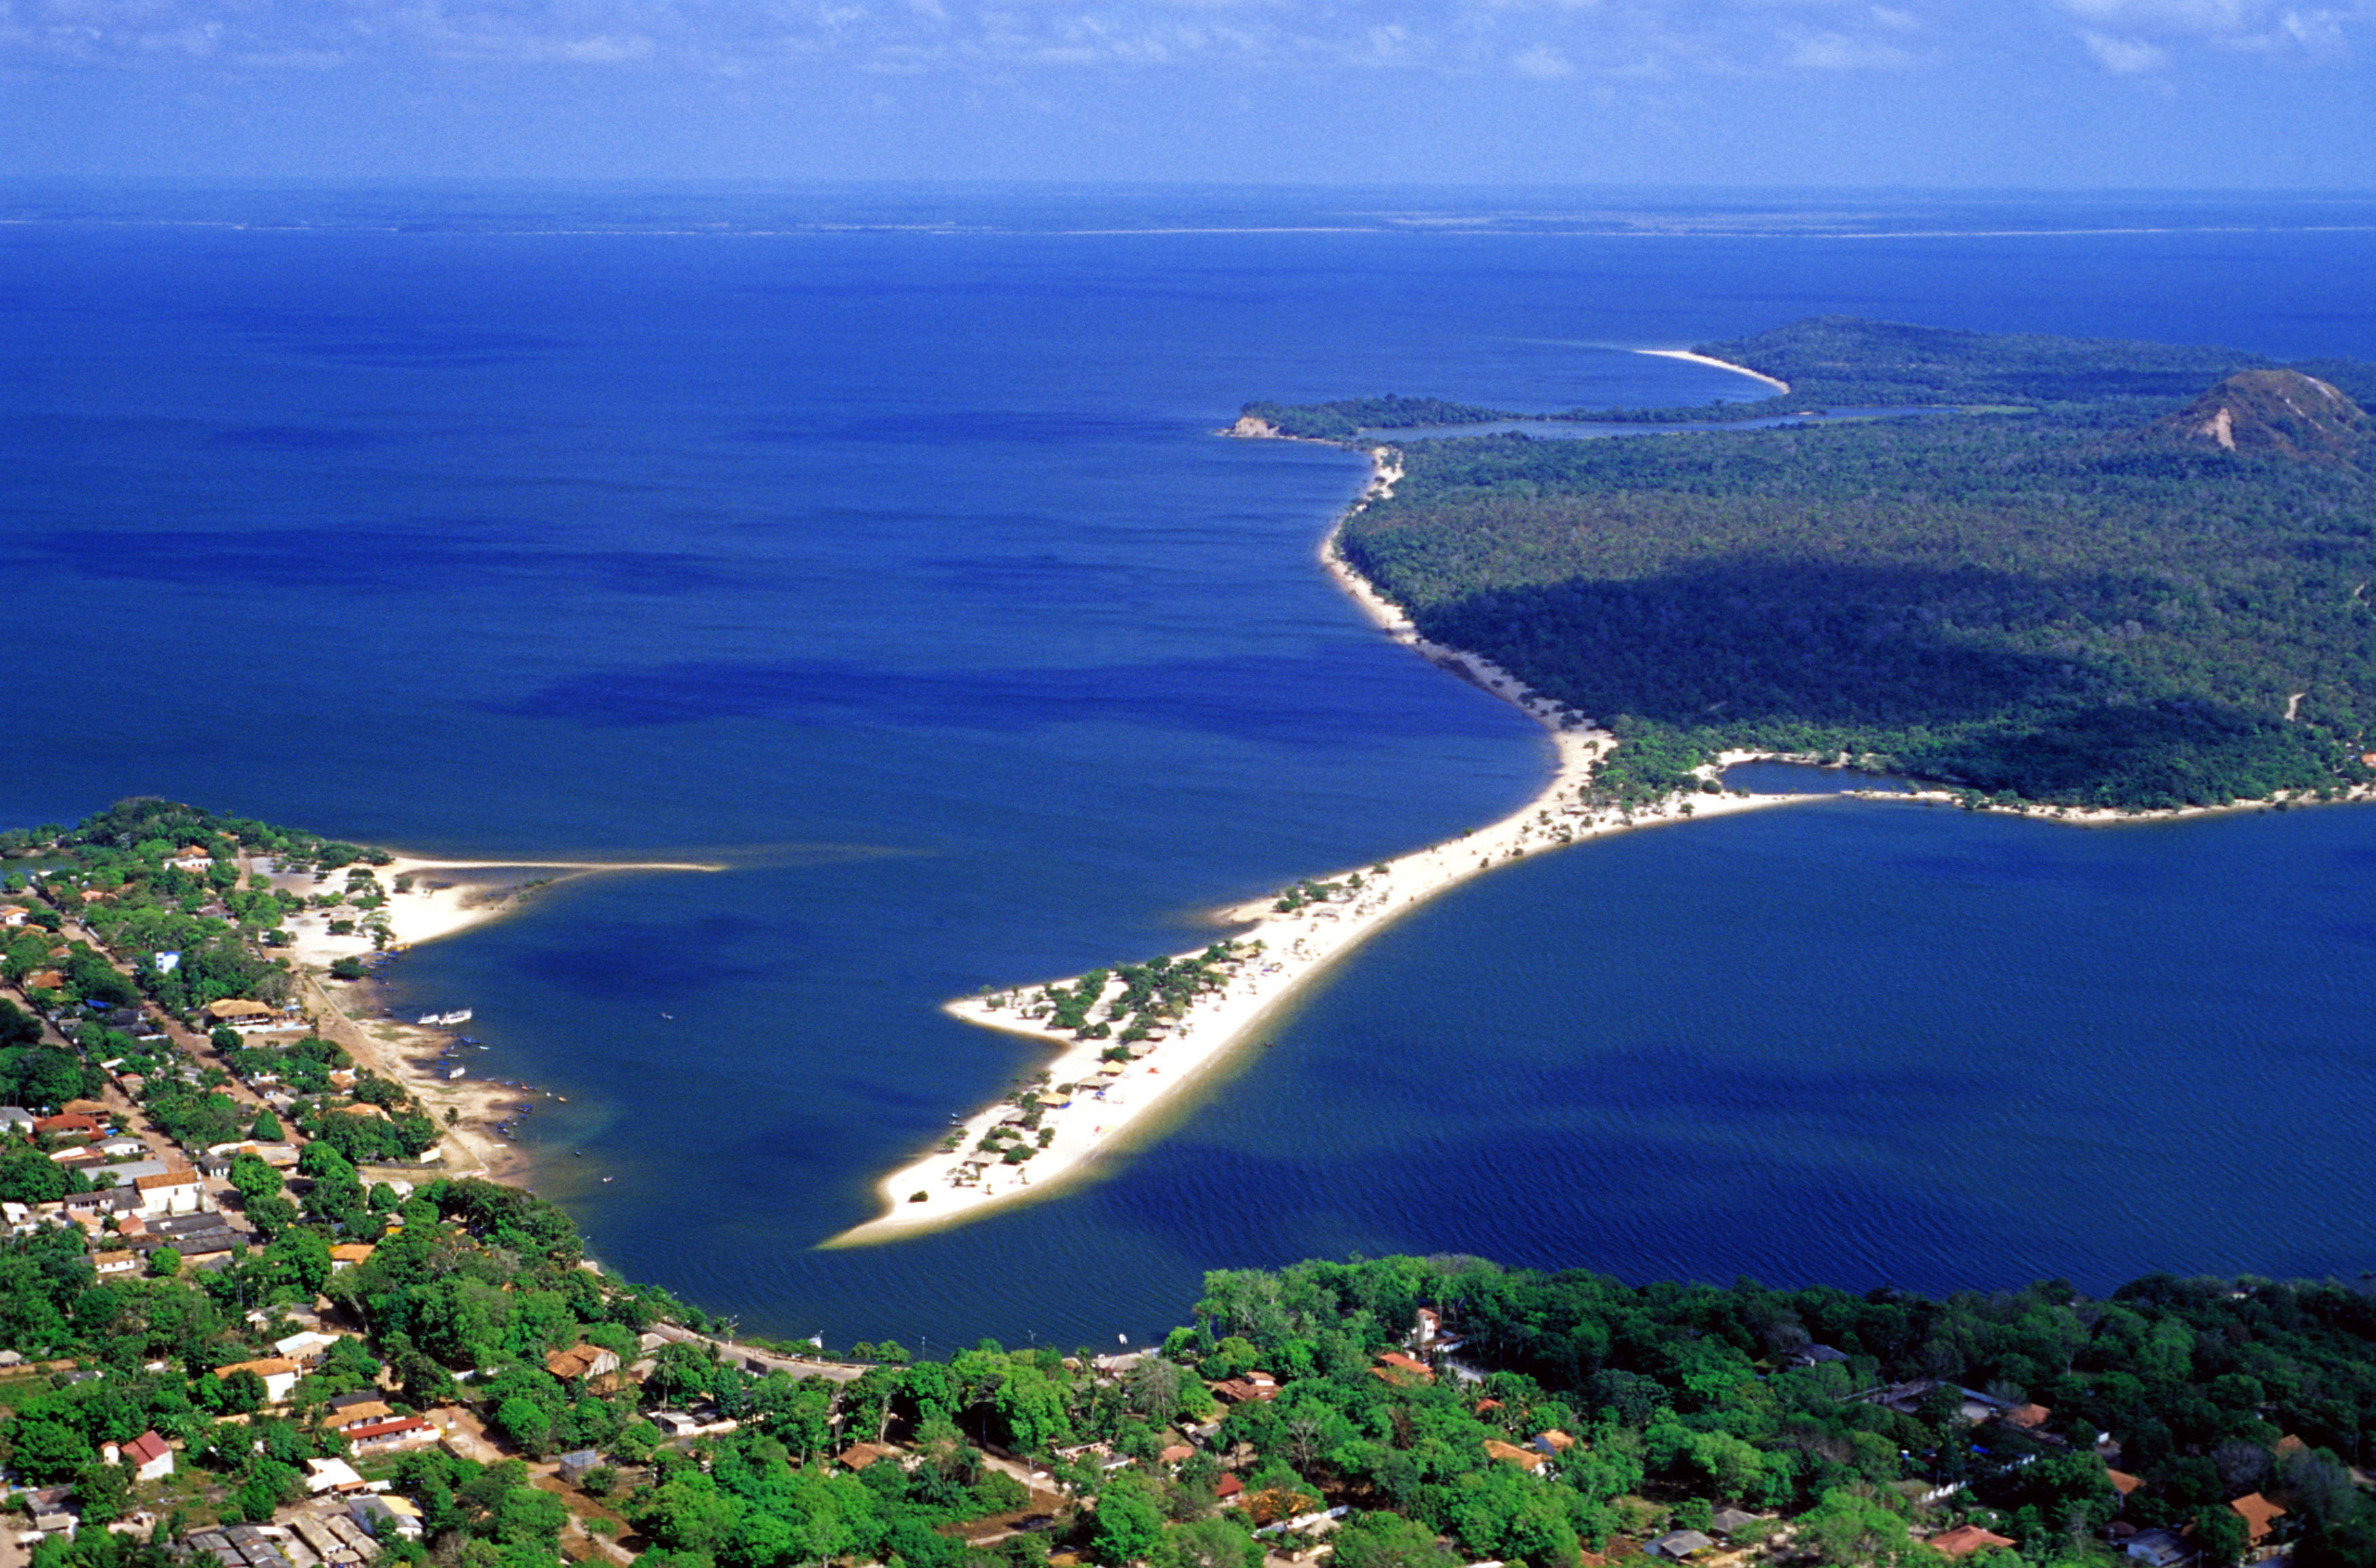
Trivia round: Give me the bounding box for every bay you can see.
[4,185,2375,1345]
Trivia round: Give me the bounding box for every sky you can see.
[3,0,2375,187]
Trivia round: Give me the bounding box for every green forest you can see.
[11,1196,2376,1568]
[1256,318,2376,807]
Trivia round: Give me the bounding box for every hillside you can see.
[1252,319,2376,808]
[2136,369,2376,466]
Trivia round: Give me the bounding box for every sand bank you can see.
[1635,348,1792,394]
[827,448,1821,1246]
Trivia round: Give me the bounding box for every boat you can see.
[415,1008,474,1026]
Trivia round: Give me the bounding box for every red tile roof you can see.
[1929,1526,2017,1558]
[2229,1493,2286,1544]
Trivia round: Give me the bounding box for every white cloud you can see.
[1785,26,1917,66]
[2079,24,2170,65]
[1509,39,1572,73]
[2049,0,2371,65]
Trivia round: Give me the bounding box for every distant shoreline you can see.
[826,439,1821,1246]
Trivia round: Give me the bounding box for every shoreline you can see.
[1634,348,1792,392]
[278,855,724,1190]
[826,444,1822,1246]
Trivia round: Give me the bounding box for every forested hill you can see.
[1250,318,2376,808]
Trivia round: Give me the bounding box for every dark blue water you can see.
[5,185,2375,1345]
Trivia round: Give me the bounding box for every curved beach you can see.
[828,443,1820,1246]
[281,855,724,1183]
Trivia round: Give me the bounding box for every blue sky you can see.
[4,0,2373,185]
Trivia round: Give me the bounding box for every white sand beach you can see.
[826,446,1821,1246]
[1635,348,1792,394]
[277,855,724,968]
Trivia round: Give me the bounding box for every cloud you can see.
[0,0,2364,88]
[1509,40,1572,74]
[2048,0,2372,67]
[1784,26,1919,67]
[2079,25,2170,66]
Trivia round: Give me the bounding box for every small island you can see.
[838,318,2376,1242]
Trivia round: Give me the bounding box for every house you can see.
[303,1457,367,1495]
[134,1168,206,1217]
[1790,1343,1855,1368]
[204,999,278,1032]
[144,1212,240,1263]
[1372,1351,1434,1384]
[59,1187,140,1220]
[2229,1493,2286,1550]
[0,903,33,927]
[1929,1526,2018,1559]
[348,1493,424,1540]
[35,1113,103,1140]
[275,1330,346,1365]
[2126,1527,2195,1568]
[2109,1470,2142,1501]
[103,1430,175,1482]
[545,1342,623,1383]
[22,969,67,994]
[556,1451,605,1485]
[1647,1531,1715,1559]
[1213,1473,1245,1506]
[169,848,215,872]
[650,1411,703,1438]
[835,1442,897,1471]
[343,1416,439,1455]
[0,1107,37,1138]
[92,1249,140,1277]
[328,1401,395,1432]
[214,1357,301,1404]
[1533,1430,1577,1457]
[329,1243,375,1271]
[1708,1509,1762,1537]
[1483,1439,1546,1472]
[2003,1403,2052,1432]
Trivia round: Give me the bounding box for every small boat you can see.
[601,1176,614,1183]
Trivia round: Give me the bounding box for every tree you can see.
[1331,1512,1459,1568]
[148,1248,181,1278]
[1159,1518,1263,1568]
[1094,1478,1168,1567]
[2193,1506,2250,1568]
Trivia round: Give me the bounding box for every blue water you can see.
[5,185,2376,1345]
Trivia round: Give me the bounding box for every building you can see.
[213,1358,301,1404]
[1929,1526,2018,1559]
[343,1417,439,1455]
[103,1430,175,1482]
[2229,1493,2286,1552]
[134,1168,206,1217]
[544,1342,623,1383]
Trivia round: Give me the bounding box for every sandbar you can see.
[1635,348,1792,394]
[826,447,1819,1246]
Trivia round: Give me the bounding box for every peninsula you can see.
[828,441,1823,1246]
[836,316,2376,1242]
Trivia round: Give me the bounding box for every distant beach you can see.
[1634,348,1793,393]
[827,441,1821,1245]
